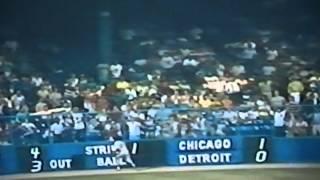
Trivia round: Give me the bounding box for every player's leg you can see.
[115,154,124,170]
[125,154,136,167]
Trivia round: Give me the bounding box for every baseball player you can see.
[112,140,136,170]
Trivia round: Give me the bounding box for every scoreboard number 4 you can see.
[30,147,43,173]
[255,138,268,163]
[30,147,40,159]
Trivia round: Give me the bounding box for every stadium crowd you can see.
[1,26,320,145]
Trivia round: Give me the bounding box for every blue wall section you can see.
[0,146,18,174]
[1,137,320,175]
[271,138,320,163]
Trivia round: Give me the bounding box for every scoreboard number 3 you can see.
[30,147,43,173]
[255,138,268,163]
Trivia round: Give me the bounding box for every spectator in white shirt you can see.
[49,88,63,108]
[270,90,286,108]
[11,91,25,111]
[66,74,79,87]
[126,119,142,140]
[222,109,238,124]
[20,120,37,144]
[160,56,177,69]
[262,65,276,76]
[238,110,249,123]
[50,119,64,142]
[217,63,225,77]
[266,49,278,60]
[230,65,246,76]
[273,109,286,137]
[134,59,147,66]
[125,88,138,100]
[72,108,86,142]
[31,75,43,87]
[182,58,199,67]
[240,42,257,59]
[225,81,241,94]
[110,64,123,78]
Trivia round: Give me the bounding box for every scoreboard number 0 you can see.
[255,138,268,163]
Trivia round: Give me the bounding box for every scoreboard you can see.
[11,140,166,173]
[1,136,320,175]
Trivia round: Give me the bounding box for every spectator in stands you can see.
[3,17,320,144]
[221,95,233,109]
[31,74,43,87]
[230,64,246,76]
[262,63,277,76]
[143,115,156,138]
[110,64,123,79]
[50,118,64,143]
[65,74,79,87]
[266,48,279,61]
[287,113,308,137]
[160,55,177,69]
[0,124,8,145]
[16,105,29,122]
[49,87,63,108]
[270,90,286,108]
[273,108,286,137]
[61,113,74,142]
[287,77,304,104]
[72,107,86,142]
[35,99,48,112]
[222,108,238,124]
[312,109,320,136]
[11,90,25,111]
[258,80,273,99]
[20,119,38,145]
[126,118,142,140]
[37,85,50,100]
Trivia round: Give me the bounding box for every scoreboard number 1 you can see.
[255,138,268,163]
[131,142,138,155]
